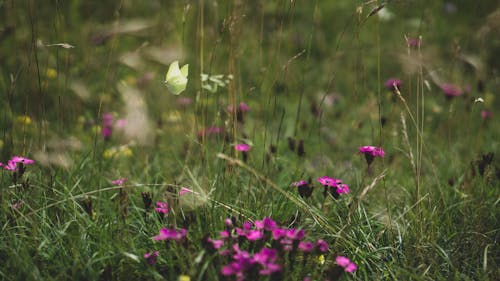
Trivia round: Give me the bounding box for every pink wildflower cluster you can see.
[291,176,350,200]
[202,217,331,280]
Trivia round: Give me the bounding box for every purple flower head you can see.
[292,179,314,198]
[359,146,385,165]
[153,228,187,241]
[336,256,357,273]
[298,241,315,252]
[239,102,250,113]
[101,113,114,140]
[115,118,128,129]
[336,184,350,195]
[441,83,463,98]
[144,251,159,265]
[111,178,127,186]
[225,218,233,227]
[246,230,264,241]
[385,78,401,92]
[235,143,251,152]
[286,228,305,240]
[0,156,35,172]
[481,110,492,120]
[155,201,169,214]
[272,228,287,240]
[254,248,277,264]
[11,156,35,165]
[179,187,193,196]
[317,176,342,187]
[359,146,384,157]
[316,239,329,252]
[207,237,225,249]
[291,180,307,187]
[254,217,277,231]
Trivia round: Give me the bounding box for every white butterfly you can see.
[165,61,188,95]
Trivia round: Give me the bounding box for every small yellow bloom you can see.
[16,115,31,125]
[103,148,116,158]
[178,275,190,281]
[46,68,57,79]
[0,140,3,150]
[317,254,325,265]
[124,75,137,85]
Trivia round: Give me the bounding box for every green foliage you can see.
[0,0,499,280]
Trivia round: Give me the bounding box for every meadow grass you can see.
[0,1,499,280]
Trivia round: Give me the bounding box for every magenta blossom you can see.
[298,241,315,252]
[292,179,314,198]
[111,178,127,186]
[101,113,114,140]
[336,256,358,273]
[254,217,277,231]
[179,187,193,196]
[385,78,401,92]
[481,110,492,120]
[144,251,159,265]
[155,201,169,214]
[441,83,463,98]
[359,146,385,157]
[317,176,342,187]
[316,239,329,252]
[235,143,251,152]
[359,146,385,166]
[291,180,307,187]
[153,228,187,241]
[0,156,35,171]
[336,184,350,195]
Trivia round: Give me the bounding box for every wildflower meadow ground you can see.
[1,1,499,280]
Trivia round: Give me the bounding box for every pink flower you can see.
[359,146,385,165]
[144,251,159,265]
[155,201,169,214]
[235,143,251,152]
[298,241,314,252]
[115,118,128,129]
[317,176,342,187]
[481,110,492,120]
[246,230,264,241]
[385,78,401,92]
[336,256,357,273]
[11,156,35,165]
[179,187,193,196]
[153,228,187,241]
[291,180,307,187]
[207,237,225,249]
[316,239,329,252]
[0,156,35,171]
[111,178,127,186]
[359,146,385,157]
[336,184,350,195]
[441,83,463,98]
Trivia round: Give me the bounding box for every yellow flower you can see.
[317,254,325,265]
[16,115,31,125]
[0,140,3,150]
[46,68,57,79]
[178,275,190,281]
